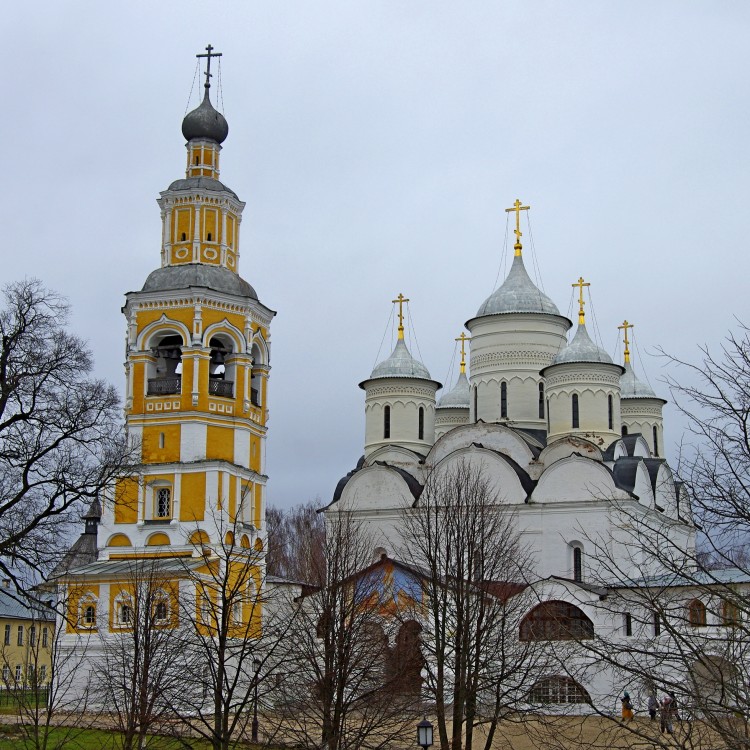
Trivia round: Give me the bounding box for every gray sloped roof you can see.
[0,589,55,622]
[437,372,470,408]
[551,324,615,366]
[50,533,99,578]
[166,176,238,200]
[475,255,561,317]
[366,339,433,381]
[141,264,258,300]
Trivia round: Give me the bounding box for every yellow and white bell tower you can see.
[105,46,275,557]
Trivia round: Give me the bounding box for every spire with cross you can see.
[618,320,633,365]
[504,198,530,257]
[572,276,590,325]
[196,44,222,94]
[392,294,410,340]
[455,332,470,374]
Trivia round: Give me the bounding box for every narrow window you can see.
[572,394,579,428]
[15,665,21,683]
[624,612,633,637]
[418,406,424,440]
[500,382,508,419]
[653,611,661,636]
[722,600,740,627]
[29,626,35,647]
[84,605,96,627]
[156,488,171,518]
[608,394,614,430]
[17,626,23,646]
[155,601,168,622]
[195,155,200,165]
[39,665,46,683]
[159,432,165,449]
[688,599,707,627]
[573,547,583,582]
[181,232,187,241]
[1,665,7,682]
[539,383,545,419]
[3,624,9,645]
[120,604,132,624]
[653,426,659,457]
[546,399,550,431]
[621,424,628,436]
[383,406,391,439]
[474,387,478,423]
[207,232,212,241]
[42,627,48,648]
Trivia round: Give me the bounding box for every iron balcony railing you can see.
[147,376,181,395]
[209,379,234,398]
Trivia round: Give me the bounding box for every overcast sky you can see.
[3,3,748,509]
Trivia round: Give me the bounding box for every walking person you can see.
[660,695,674,734]
[621,691,634,722]
[647,693,658,721]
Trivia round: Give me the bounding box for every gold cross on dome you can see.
[392,293,410,340]
[455,332,470,374]
[572,276,590,325]
[618,320,633,364]
[504,198,530,257]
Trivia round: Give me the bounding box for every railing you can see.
[209,379,234,398]
[147,376,181,395]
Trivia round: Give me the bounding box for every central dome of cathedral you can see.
[476,255,561,317]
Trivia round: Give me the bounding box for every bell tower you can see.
[104,46,275,556]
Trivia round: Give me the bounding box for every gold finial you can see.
[618,320,633,364]
[392,293,410,340]
[455,332,470,374]
[572,276,590,325]
[505,198,530,257]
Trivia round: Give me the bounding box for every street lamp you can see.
[417,717,433,749]
[252,657,261,743]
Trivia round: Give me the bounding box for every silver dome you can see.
[142,264,257,300]
[620,362,658,399]
[476,255,561,317]
[369,339,432,380]
[437,371,470,408]
[552,324,614,366]
[182,91,229,144]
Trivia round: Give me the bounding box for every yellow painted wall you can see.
[175,208,191,241]
[0,617,54,687]
[180,472,206,522]
[114,478,139,524]
[108,533,132,547]
[207,425,234,463]
[142,424,181,463]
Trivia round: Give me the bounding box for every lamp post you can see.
[417,717,433,750]
[252,657,261,743]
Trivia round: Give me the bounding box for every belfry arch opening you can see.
[250,343,264,407]
[148,334,183,395]
[209,335,235,398]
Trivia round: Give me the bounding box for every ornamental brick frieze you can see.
[545,371,621,388]
[621,404,662,418]
[365,385,436,399]
[471,350,555,369]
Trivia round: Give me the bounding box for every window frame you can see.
[572,394,580,428]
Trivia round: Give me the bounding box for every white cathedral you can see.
[321,206,716,706]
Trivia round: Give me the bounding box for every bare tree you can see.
[0,279,130,588]
[271,510,418,750]
[94,558,187,750]
[174,513,295,750]
[266,499,325,583]
[398,459,543,750]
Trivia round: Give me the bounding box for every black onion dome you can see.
[181,91,229,144]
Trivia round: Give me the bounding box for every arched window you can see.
[653,425,659,457]
[154,600,168,623]
[418,407,424,440]
[520,601,594,641]
[573,547,583,582]
[83,604,97,628]
[156,487,171,519]
[621,424,628,436]
[688,599,707,627]
[538,383,545,419]
[383,406,391,439]
[500,382,508,419]
[529,676,591,705]
[608,394,614,430]
[207,232,212,241]
[120,603,132,624]
[722,600,740,627]
[572,394,579,428]
[473,387,478,422]
[148,333,183,395]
